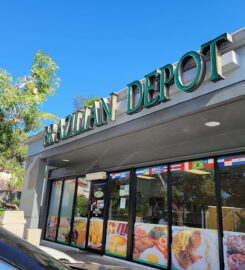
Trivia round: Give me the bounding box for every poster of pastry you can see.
[105,220,128,257]
[171,226,219,270]
[88,218,103,250]
[57,216,71,243]
[223,231,245,270]
[71,217,87,248]
[45,215,58,240]
[133,223,168,268]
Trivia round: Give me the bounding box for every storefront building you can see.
[20,27,245,270]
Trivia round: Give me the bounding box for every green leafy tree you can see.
[0,50,60,190]
[172,169,216,226]
[75,194,89,217]
[73,95,100,111]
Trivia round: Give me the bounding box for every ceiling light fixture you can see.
[205,121,221,127]
[137,175,156,180]
[62,159,70,162]
[187,169,210,175]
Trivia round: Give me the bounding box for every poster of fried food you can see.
[88,218,103,250]
[223,231,245,270]
[57,216,71,244]
[133,223,168,268]
[171,226,219,270]
[105,220,128,257]
[71,217,87,248]
[45,216,58,240]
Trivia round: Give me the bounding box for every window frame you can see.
[44,152,245,270]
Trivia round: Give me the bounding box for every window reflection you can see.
[105,172,130,258]
[134,165,168,268]
[109,172,130,221]
[218,155,245,270]
[71,178,90,248]
[136,166,168,224]
[45,180,62,241]
[219,156,245,232]
[57,179,76,244]
[171,159,217,229]
[171,159,220,270]
[0,260,18,270]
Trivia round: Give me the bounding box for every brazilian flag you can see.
[193,160,204,169]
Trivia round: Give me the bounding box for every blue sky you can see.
[1,0,245,120]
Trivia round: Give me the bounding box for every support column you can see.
[38,167,52,238]
[19,155,46,230]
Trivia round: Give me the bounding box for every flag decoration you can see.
[136,165,167,176]
[170,163,182,172]
[110,171,130,179]
[77,177,86,183]
[52,181,62,185]
[193,160,204,169]
[218,155,245,167]
[66,179,76,184]
[170,159,214,172]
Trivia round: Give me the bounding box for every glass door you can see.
[87,181,106,252]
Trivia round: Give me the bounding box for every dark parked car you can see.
[0,226,81,270]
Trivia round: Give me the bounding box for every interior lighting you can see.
[205,121,221,127]
[137,175,156,180]
[187,169,210,175]
[62,159,70,162]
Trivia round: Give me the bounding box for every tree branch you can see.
[4,116,21,124]
[0,198,19,211]
[15,75,36,90]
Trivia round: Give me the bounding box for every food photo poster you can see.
[223,231,245,270]
[106,220,128,257]
[133,223,168,268]
[57,216,71,243]
[171,226,219,270]
[71,217,87,248]
[45,216,58,241]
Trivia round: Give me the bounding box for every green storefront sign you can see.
[44,33,232,147]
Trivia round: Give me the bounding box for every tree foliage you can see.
[75,194,88,217]
[0,50,60,189]
[73,95,100,111]
[172,169,216,226]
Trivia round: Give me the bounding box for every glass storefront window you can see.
[171,159,220,270]
[45,154,245,269]
[45,180,62,241]
[71,177,90,248]
[57,179,76,244]
[133,165,168,268]
[105,171,130,258]
[218,155,245,270]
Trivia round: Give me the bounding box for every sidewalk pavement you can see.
[40,240,155,270]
